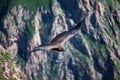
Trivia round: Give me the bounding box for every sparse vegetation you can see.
[9,0,52,12]
[82,33,108,62]
[36,70,43,80]
[106,0,120,9]
[114,59,120,70]
[2,51,11,61]
[84,35,93,46]
[36,60,57,80]
[95,0,103,2]
[17,54,26,67]
[73,47,87,60]
[0,0,120,80]
[94,43,108,62]
[103,16,115,39]
[96,0,120,10]
[40,24,52,43]
[24,20,35,43]
[47,60,56,80]
[0,0,53,42]
[0,51,24,80]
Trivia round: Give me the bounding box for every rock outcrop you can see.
[0,0,120,80]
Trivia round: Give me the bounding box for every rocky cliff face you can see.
[0,0,120,80]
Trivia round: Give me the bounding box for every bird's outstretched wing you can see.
[30,44,59,52]
[31,20,83,52]
[50,20,82,45]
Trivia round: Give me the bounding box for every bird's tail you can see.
[29,45,44,53]
[29,47,40,53]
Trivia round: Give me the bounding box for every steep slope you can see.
[0,0,120,80]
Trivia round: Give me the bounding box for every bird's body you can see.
[50,31,76,45]
[31,20,83,52]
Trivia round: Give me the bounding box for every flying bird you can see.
[31,19,83,52]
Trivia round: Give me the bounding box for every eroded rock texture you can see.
[0,0,120,80]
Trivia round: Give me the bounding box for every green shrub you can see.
[2,51,11,61]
